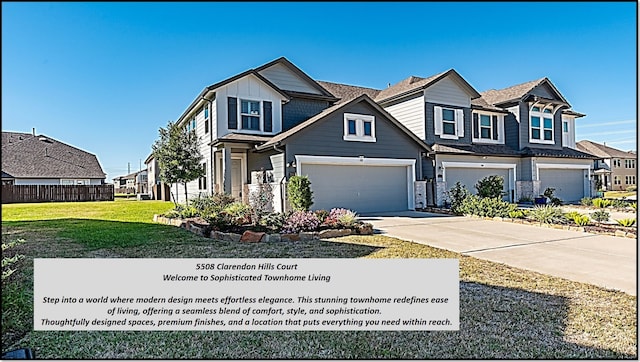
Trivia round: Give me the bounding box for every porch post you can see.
[221,145,232,195]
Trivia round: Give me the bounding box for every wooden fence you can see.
[2,184,114,204]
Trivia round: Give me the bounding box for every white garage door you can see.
[539,168,584,203]
[300,163,410,213]
[445,168,511,201]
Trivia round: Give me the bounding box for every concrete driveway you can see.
[360,211,637,296]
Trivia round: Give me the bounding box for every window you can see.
[614,176,621,185]
[434,106,464,140]
[625,159,636,169]
[479,115,492,139]
[625,175,636,185]
[530,106,554,143]
[241,100,261,130]
[563,121,569,133]
[61,179,89,185]
[613,159,621,168]
[204,106,209,134]
[198,163,207,190]
[343,113,376,142]
[185,116,196,132]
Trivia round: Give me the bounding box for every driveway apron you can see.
[361,211,637,296]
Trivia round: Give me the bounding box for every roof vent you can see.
[38,136,53,143]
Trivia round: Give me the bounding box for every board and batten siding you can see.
[424,77,471,108]
[561,115,576,149]
[384,94,426,140]
[285,101,423,180]
[258,62,321,94]
[215,74,286,137]
[247,150,286,183]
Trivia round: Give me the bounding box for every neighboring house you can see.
[161,57,429,213]
[158,57,596,211]
[144,154,171,201]
[113,170,148,194]
[576,140,637,191]
[322,73,596,205]
[2,131,106,185]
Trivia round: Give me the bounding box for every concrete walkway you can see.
[360,211,637,296]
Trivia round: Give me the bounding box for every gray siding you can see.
[504,111,519,149]
[529,83,556,99]
[424,77,472,108]
[282,98,330,131]
[422,157,435,180]
[247,150,288,183]
[518,104,563,150]
[284,100,423,179]
[425,102,472,145]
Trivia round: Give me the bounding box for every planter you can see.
[534,197,547,205]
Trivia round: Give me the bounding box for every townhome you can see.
[164,57,430,213]
[159,57,596,212]
[576,140,637,191]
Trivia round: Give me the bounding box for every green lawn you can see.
[1,200,636,359]
[604,191,637,199]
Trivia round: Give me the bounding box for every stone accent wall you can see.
[516,181,534,201]
[436,181,447,207]
[414,181,427,209]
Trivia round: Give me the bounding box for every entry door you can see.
[231,159,242,200]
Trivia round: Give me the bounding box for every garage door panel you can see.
[445,168,510,199]
[539,169,584,203]
[301,164,408,213]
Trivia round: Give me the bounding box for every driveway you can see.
[360,211,637,296]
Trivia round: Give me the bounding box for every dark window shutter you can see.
[473,113,479,139]
[492,115,499,140]
[228,97,237,129]
[264,101,273,132]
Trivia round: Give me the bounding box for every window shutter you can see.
[434,106,443,135]
[227,97,237,129]
[492,115,499,140]
[263,101,273,132]
[455,109,464,137]
[473,113,479,139]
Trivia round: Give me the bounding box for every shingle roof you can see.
[470,97,510,113]
[2,131,106,179]
[211,133,274,146]
[520,147,597,159]
[576,140,637,159]
[431,143,522,156]
[480,78,548,106]
[316,81,381,104]
[374,69,481,103]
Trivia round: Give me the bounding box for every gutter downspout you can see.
[273,142,286,213]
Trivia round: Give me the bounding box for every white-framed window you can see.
[434,106,464,140]
[343,113,376,142]
[562,121,569,133]
[625,175,636,185]
[198,162,207,190]
[529,106,554,144]
[204,105,209,134]
[613,159,621,168]
[472,112,503,143]
[625,159,636,169]
[240,99,261,131]
[60,179,89,185]
[185,116,196,132]
[614,176,621,185]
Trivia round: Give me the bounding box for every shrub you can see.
[508,209,526,219]
[572,215,591,226]
[323,208,358,228]
[249,180,274,225]
[259,212,288,233]
[580,197,593,207]
[287,175,314,211]
[2,239,25,281]
[475,175,505,199]
[518,196,534,204]
[611,199,629,209]
[631,202,637,211]
[459,195,517,218]
[446,182,470,215]
[166,204,199,219]
[590,210,610,223]
[282,211,321,234]
[563,211,582,222]
[543,188,563,206]
[314,210,330,224]
[222,202,252,226]
[616,218,636,227]
[592,198,612,208]
[527,205,564,224]
[626,185,637,192]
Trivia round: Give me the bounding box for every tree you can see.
[287,175,313,211]
[152,120,204,206]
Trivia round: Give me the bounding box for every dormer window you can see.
[530,106,554,144]
[343,113,376,142]
[241,99,261,130]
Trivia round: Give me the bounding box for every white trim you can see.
[215,152,247,193]
[239,98,262,131]
[295,155,416,209]
[472,111,504,144]
[343,113,376,142]
[529,105,555,144]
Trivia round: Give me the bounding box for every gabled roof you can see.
[316,81,381,104]
[480,77,569,107]
[2,131,106,179]
[374,69,481,103]
[470,97,511,113]
[255,57,338,101]
[576,140,637,159]
[256,94,431,152]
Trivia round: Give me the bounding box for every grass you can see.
[604,191,637,199]
[1,200,637,359]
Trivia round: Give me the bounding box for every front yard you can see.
[1,200,636,359]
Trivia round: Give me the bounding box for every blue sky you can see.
[2,2,637,181]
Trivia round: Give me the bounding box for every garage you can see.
[297,156,414,213]
[442,162,516,201]
[539,168,585,203]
